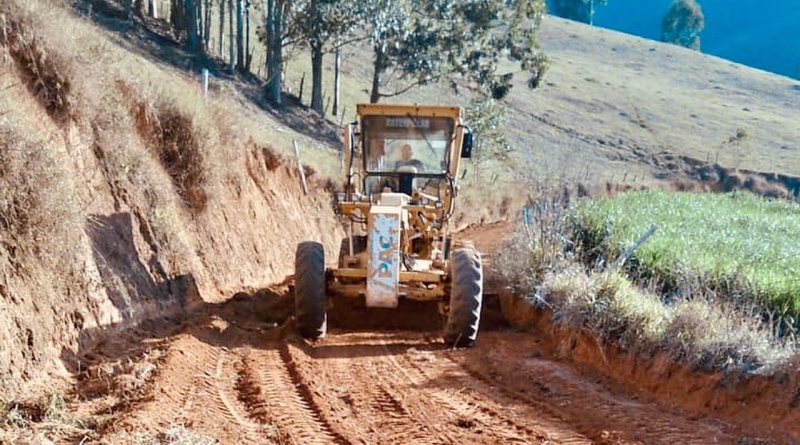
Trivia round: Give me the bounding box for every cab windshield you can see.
[362,115,454,174]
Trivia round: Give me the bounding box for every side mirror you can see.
[460,131,473,159]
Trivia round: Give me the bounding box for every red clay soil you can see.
[49,221,795,445]
[72,300,788,445]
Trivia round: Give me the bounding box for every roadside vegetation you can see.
[499,186,800,375]
[0,394,93,443]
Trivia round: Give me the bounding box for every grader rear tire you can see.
[295,241,327,339]
[444,247,483,348]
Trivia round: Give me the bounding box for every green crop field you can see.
[574,191,800,319]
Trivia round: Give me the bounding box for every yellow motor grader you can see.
[294,103,483,347]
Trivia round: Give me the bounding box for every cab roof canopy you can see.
[356,103,463,120]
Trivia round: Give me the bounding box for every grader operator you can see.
[294,103,483,347]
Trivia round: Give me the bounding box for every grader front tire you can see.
[295,241,327,339]
[444,247,483,348]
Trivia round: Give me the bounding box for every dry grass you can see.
[0,393,94,443]
[0,126,82,275]
[0,10,83,280]
[0,0,284,271]
[77,346,166,403]
[112,424,219,445]
[0,4,73,123]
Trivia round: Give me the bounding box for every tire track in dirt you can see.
[450,333,741,445]
[241,343,351,445]
[379,337,586,445]
[205,350,265,444]
[92,331,266,444]
[169,336,264,444]
[285,334,458,444]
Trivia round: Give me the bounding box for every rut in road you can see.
[287,332,587,444]
[381,338,589,445]
[201,349,265,444]
[239,343,352,445]
[286,334,460,444]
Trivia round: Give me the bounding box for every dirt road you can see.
[72,291,780,445]
[56,222,782,444]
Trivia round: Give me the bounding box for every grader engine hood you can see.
[366,206,404,308]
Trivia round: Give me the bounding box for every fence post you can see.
[202,68,209,99]
[610,224,658,270]
[293,139,308,195]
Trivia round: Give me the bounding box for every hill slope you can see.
[319,15,799,208]
[0,0,343,399]
[515,16,799,185]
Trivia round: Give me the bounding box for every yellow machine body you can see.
[329,104,473,307]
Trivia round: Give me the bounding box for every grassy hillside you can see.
[96,2,800,197]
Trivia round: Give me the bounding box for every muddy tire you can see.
[444,247,483,348]
[295,241,327,339]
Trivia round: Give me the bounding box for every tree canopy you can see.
[365,0,549,102]
[661,0,705,51]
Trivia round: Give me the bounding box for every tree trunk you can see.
[124,0,133,21]
[245,1,252,71]
[218,0,224,57]
[265,0,285,106]
[228,0,235,72]
[369,46,387,103]
[195,0,203,44]
[171,0,187,31]
[236,0,244,71]
[203,0,212,51]
[310,41,324,113]
[186,0,201,54]
[333,43,341,116]
[133,0,144,17]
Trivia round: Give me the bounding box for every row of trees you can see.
[266,0,551,113]
[140,0,549,115]
[123,0,256,72]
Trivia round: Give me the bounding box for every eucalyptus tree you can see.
[292,0,364,113]
[236,0,245,70]
[170,0,202,55]
[261,0,293,105]
[661,0,705,50]
[362,0,414,103]
[367,0,548,102]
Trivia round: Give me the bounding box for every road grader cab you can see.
[294,103,483,347]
